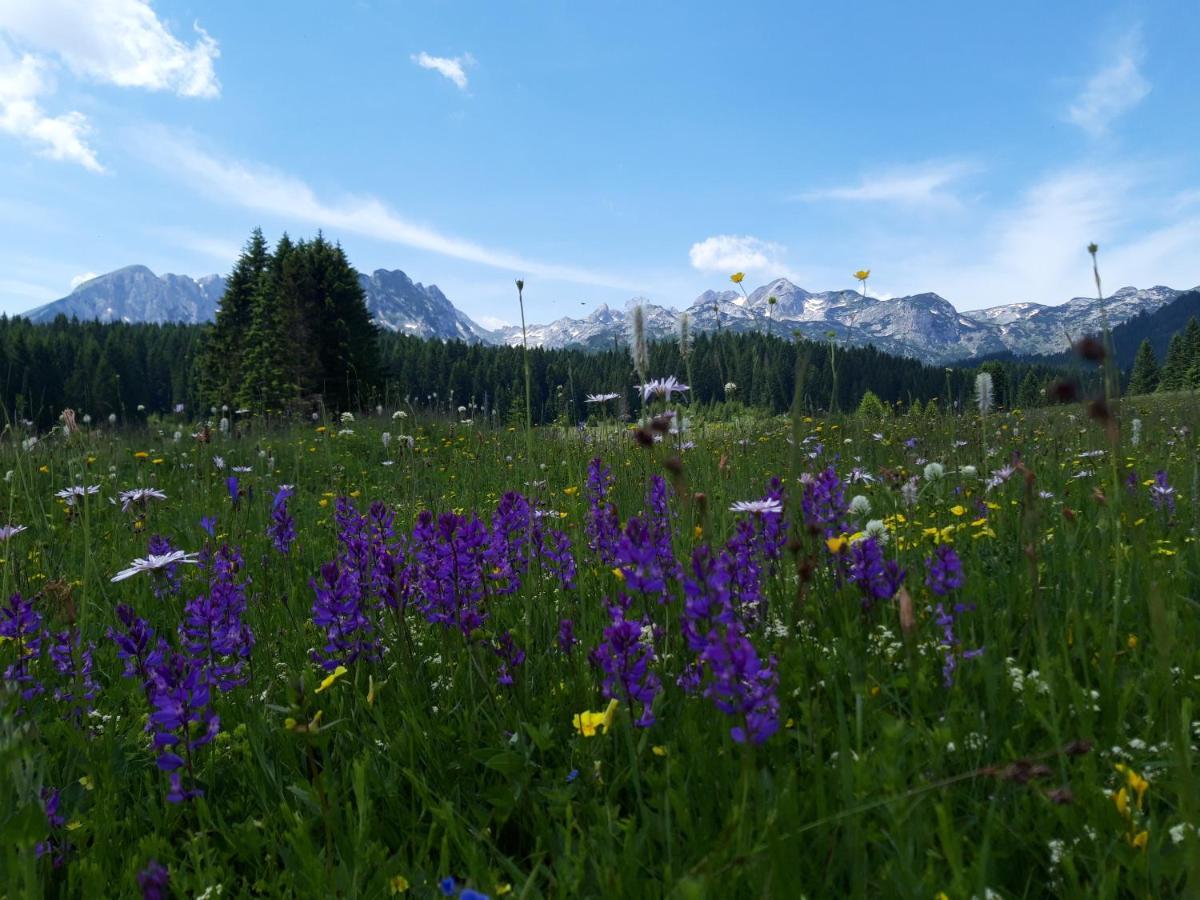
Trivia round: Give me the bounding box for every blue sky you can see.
[1,1,1198,325]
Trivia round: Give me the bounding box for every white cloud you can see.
[411,51,473,90]
[69,271,97,289]
[0,0,219,97]
[0,46,103,170]
[0,0,219,169]
[799,160,979,208]
[140,131,643,292]
[1065,34,1150,136]
[875,164,1200,309]
[688,234,794,279]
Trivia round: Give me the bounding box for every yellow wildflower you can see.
[1127,634,1138,650]
[563,486,579,497]
[652,745,668,757]
[730,272,745,284]
[315,665,349,694]
[949,505,967,517]
[389,875,411,894]
[78,775,94,791]
[853,269,870,282]
[134,451,149,459]
[38,465,49,474]
[825,535,848,554]
[573,698,620,737]
[611,567,625,581]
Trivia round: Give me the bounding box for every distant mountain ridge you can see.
[19,265,1195,364]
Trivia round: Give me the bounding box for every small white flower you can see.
[392,410,407,420]
[924,462,945,481]
[0,524,28,540]
[340,411,355,423]
[382,432,392,449]
[848,495,872,516]
[585,392,620,404]
[959,465,977,477]
[212,456,225,470]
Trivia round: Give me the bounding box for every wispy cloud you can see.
[139,131,643,292]
[69,271,98,289]
[798,160,980,209]
[874,163,1200,308]
[411,51,474,90]
[0,0,219,169]
[1065,32,1150,137]
[688,234,798,280]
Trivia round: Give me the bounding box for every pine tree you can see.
[198,229,271,407]
[1183,317,1200,389]
[1016,369,1042,408]
[1158,332,1190,392]
[1127,339,1160,396]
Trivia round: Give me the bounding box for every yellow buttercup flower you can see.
[853,269,870,282]
[730,272,745,284]
[315,665,349,694]
[652,745,668,757]
[949,505,967,517]
[825,535,848,554]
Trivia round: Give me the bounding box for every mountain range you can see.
[19,265,1195,364]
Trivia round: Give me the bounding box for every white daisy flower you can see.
[111,550,200,583]
[730,499,783,515]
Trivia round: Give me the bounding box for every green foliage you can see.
[0,397,1197,896]
[855,389,887,419]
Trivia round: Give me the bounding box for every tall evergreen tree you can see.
[198,229,271,407]
[1158,331,1191,392]
[1127,338,1160,396]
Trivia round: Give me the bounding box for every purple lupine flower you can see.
[585,458,621,564]
[613,517,672,598]
[801,467,846,536]
[268,486,296,554]
[700,629,780,744]
[488,491,534,595]
[558,619,578,655]
[36,786,66,866]
[589,596,661,727]
[721,518,766,624]
[847,537,905,607]
[0,592,43,702]
[533,514,577,589]
[107,604,164,703]
[147,646,218,802]
[935,601,982,687]
[643,475,681,583]
[180,545,254,692]
[311,559,380,670]
[49,627,99,722]
[1150,470,1176,514]
[678,546,737,693]
[492,630,525,686]
[138,860,170,899]
[411,510,490,637]
[924,545,964,596]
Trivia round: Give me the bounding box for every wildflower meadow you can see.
[1,392,1198,898]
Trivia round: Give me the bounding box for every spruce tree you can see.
[1127,339,1160,396]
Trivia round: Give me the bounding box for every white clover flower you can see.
[863,519,888,544]
[924,462,945,481]
[848,495,872,516]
